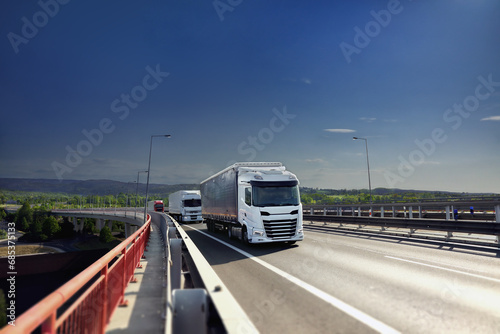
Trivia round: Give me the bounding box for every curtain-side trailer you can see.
[201,162,304,244]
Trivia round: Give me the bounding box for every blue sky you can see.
[1,0,499,193]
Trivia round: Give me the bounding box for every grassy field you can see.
[0,245,61,256]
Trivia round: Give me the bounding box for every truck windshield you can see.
[183,199,201,207]
[252,185,300,207]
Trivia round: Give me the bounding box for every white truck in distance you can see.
[201,162,304,244]
[168,190,203,223]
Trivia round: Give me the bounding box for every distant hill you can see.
[0,178,199,196]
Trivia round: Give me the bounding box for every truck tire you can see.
[242,226,249,244]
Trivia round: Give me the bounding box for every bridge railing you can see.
[303,200,500,222]
[1,213,151,334]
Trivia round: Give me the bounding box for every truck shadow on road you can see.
[183,226,299,267]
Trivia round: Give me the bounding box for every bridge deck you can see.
[106,223,165,333]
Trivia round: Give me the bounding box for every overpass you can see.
[1,199,500,333]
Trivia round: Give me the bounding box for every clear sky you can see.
[1,0,499,193]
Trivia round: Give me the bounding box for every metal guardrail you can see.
[303,215,500,246]
[158,213,257,334]
[303,200,500,223]
[0,212,151,334]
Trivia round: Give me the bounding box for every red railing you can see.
[1,215,151,334]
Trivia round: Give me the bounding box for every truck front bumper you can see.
[248,228,304,244]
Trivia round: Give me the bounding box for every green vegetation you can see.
[300,187,499,205]
[99,226,113,243]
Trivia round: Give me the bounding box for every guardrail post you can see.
[418,206,422,219]
[392,206,396,217]
[381,206,384,218]
[310,208,313,215]
[358,206,361,217]
[495,205,500,223]
[338,207,342,217]
[445,206,451,221]
[352,207,355,216]
[41,313,56,334]
[101,265,109,334]
[409,206,413,219]
[170,239,183,290]
[323,208,327,216]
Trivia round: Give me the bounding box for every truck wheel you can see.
[242,227,249,244]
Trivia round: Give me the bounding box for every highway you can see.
[182,222,500,334]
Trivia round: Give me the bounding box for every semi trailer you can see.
[168,190,203,223]
[147,200,164,212]
[201,162,304,244]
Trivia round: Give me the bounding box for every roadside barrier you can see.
[0,214,151,334]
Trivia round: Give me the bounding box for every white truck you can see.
[168,190,203,223]
[201,162,304,244]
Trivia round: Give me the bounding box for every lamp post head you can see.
[353,137,358,140]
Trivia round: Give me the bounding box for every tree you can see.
[16,201,33,226]
[99,226,113,243]
[20,217,30,231]
[42,216,61,239]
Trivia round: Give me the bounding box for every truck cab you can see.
[237,166,303,243]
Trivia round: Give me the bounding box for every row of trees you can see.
[7,202,73,241]
[299,188,497,205]
[1,202,125,242]
[0,191,167,210]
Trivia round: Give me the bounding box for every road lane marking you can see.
[385,256,500,283]
[185,225,400,334]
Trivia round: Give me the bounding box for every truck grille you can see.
[262,218,297,239]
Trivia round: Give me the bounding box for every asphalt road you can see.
[182,223,500,334]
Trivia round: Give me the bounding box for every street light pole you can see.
[144,134,171,223]
[135,170,148,219]
[353,137,373,216]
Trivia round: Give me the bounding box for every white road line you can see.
[185,225,400,334]
[385,256,500,284]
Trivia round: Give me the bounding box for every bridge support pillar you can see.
[445,206,451,221]
[381,207,385,218]
[409,207,413,219]
[107,220,113,232]
[352,207,355,217]
[73,217,83,232]
[358,207,361,217]
[495,205,500,223]
[323,208,327,216]
[392,206,396,217]
[310,208,313,215]
[125,224,138,238]
[418,206,422,219]
[96,219,105,231]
